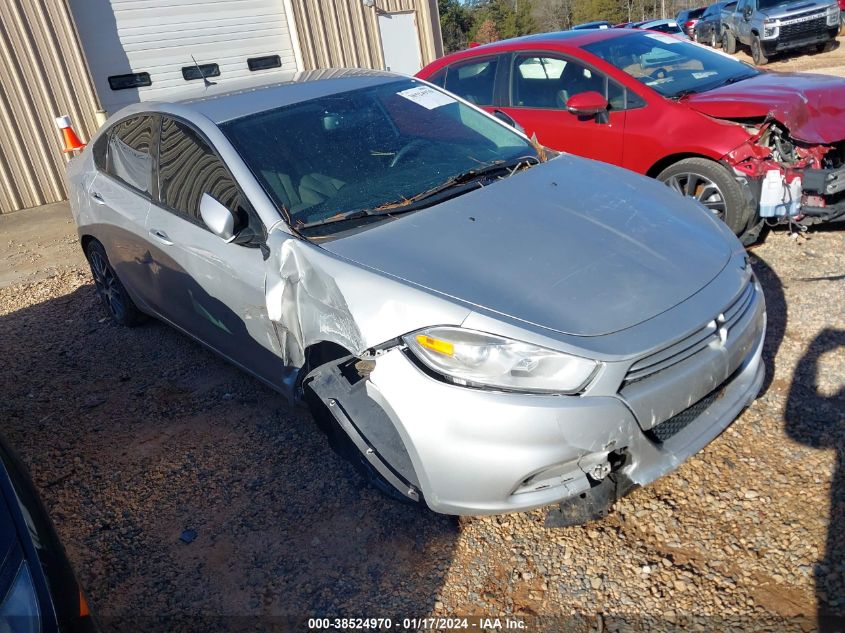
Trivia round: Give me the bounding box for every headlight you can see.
[827,6,839,24]
[0,562,41,633]
[403,326,599,394]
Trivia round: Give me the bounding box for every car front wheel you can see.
[657,157,751,236]
[85,240,146,326]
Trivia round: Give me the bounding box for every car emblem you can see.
[716,313,729,344]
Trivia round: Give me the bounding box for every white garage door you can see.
[70,0,300,114]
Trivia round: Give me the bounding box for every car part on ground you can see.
[418,29,845,244]
[721,0,840,64]
[66,70,767,521]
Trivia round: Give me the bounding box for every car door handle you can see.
[91,191,106,205]
[148,229,173,245]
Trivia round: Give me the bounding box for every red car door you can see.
[498,53,626,165]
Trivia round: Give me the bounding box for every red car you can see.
[417,29,845,241]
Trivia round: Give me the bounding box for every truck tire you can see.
[820,39,837,54]
[657,157,751,236]
[751,35,769,65]
[723,29,737,54]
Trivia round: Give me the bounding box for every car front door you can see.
[736,0,753,39]
[88,114,157,309]
[498,53,626,165]
[145,116,287,389]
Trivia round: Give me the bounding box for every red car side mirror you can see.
[566,91,609,116]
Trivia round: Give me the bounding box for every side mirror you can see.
[566,91,609,117]
[743,6,752,19]
[200,193,239,242]
[492,109,526,134]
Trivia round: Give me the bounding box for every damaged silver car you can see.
[67,70,766,522]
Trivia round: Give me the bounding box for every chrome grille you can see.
[624,280,755,385]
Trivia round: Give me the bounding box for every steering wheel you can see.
[389,139,428,168]
[645,67,669,80]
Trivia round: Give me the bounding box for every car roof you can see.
[125,68,405,124]
[446,28,635,57]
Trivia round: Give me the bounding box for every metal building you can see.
[0,0,443,214]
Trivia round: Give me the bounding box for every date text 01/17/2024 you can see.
[307,617,528,630]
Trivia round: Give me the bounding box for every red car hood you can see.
[685,72,845,144]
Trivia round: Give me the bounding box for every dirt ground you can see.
[1,43,845,632]
[731,33,845,76]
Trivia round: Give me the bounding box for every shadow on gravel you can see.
[784,329,845,632]
[750,253,787,396]
[0,283,458,632]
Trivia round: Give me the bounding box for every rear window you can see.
[106,115,154,195]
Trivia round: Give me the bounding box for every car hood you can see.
[320,156,732,337]
[685,72,845,144]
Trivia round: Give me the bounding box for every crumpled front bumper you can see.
[363,313,765,516]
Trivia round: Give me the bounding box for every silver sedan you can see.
[67,69,765,521]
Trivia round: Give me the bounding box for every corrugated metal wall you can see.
[0,0,100,214]
[289,0,442,71]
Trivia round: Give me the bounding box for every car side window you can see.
[106,115,154,195]
[444,58,498,105]
[512,55,628,111]
[158,117,263,241]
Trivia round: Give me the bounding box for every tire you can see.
[303,384,421,507]
[723,29,737,54]
[751,35,769,65]
[657,157,751,236]
[711,31,719,48]
[820,39,837,54]
[84,240,146,326]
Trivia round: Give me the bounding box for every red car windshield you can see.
[583,31,759,98]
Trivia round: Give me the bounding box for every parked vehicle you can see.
[632,18,685,33]
[695,1,738,46]
[418,29,845,242]
[721,0,840,64]
[572,20,613,29]
[676,6,708,36]
[68,70,765,522]
[0,436,95,632]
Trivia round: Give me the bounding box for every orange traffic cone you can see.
[55,115,85,153]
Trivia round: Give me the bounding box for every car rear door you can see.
[145,116,288,390]
[498,53,627,165]
[88,114,157,309]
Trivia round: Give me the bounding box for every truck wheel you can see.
[657,157,751,236]
[819,39,837,54]
[751,35,769,65]
[723,30,737,54]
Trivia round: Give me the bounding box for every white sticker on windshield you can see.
[398,86,456,109]
[644,33,682,44]
[692,71,719,79]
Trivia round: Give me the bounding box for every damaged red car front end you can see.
[688,71,845,226]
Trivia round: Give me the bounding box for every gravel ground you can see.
[1,214,843,632]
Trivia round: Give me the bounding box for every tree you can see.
[475,18,500,43]
[438,0,473,52]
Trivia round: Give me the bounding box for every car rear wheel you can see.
[85,240,146,326]
[657,158,751,236]
[751,35,769,65]
[723,30,737,54]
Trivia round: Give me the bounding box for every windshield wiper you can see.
[296,156,539,231]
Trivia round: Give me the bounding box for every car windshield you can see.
[583,31,759,98]
[221,78,537,233]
